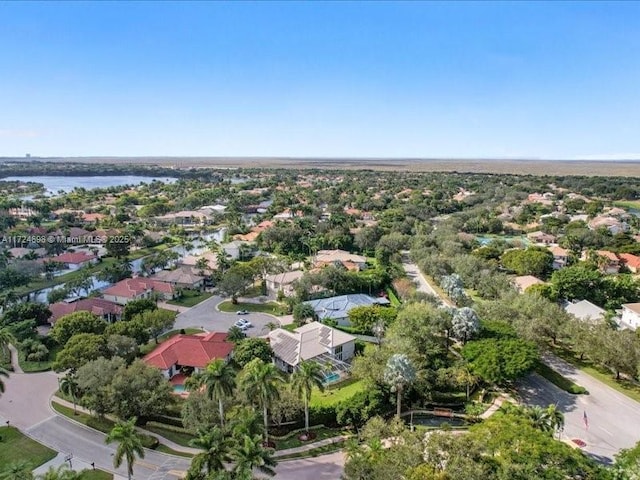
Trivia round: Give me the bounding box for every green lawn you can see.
[143,423,194,447]
[167,290,213,307]
[18,345,62,373]
[535,362,588,395]
[310,379,366,407]
[78,470,113,480]
[155,444,194,458]
[614,200,640,210]
[275,440,347,460]
[0,426,57,470]
[218,300,285,316]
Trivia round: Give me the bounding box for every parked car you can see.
[236,310,249,315]
[234,318,252,330]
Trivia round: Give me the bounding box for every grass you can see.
[167,290,212,307]
[155,444,194,458]
[614,200,640,210]
[0,426,57,469]
[275,440,347,460]
[386,288,401,306]
[78,470,113,480]
[310,379,366,407]
[535,361,588,395]
[273,427,349,451]
[143,423,194,448]
[554,346,640,403]
[217,300,284,316]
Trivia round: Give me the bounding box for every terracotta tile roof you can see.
[596,250,620,262]
[619,253,640,270]
[143,332,234,370]
[49,298,123,324]
[103,278,174,299]
[50,252,97,264]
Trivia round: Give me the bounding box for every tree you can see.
[0,367,8,397]
[1,302,51,327]
[384,353,416,418]
[462,338,538,385]
[35,464,81,480]
[451,307,480,344]
[348,306,397,333]
[105,334,139,363]
[187,426,233,478]
[501,247,554,278]
[105,418,145,480]
[97,259,132,283]
[192,359,236,428]
[59,372,80,414]
[76,357,126,416]
[550,264,604,305]
[291,361,325,435]
[122,298,157,321]
[105,318,150,345]
[0,327,16,354]
[614,440,640,479]
[50,312,108,345]
[110,360,174,420]
[54,333,108,371]
[181,391,223,433]
[233,338,274,368]
[292,303,317,325]
[227,325,246,343]
[218,266,254,303]
[105,237,131,259]
[135,308,175,343]
[233,434,277,479]
[239,358,285,445]
[0,461,34,480]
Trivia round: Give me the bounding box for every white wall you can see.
[621,308,640,331]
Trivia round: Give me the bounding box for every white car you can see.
[234,319,252,330]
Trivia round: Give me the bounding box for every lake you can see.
[2,175,177,195]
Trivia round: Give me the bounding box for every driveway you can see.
[517,353,640,464]
[173,295,279,337]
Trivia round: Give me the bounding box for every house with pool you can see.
[143,332,234,392]
[267,322,355,383]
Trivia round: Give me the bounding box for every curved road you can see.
[0,371,344,479]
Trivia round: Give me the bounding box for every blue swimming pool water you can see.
[323,373,340,384]
[173,384,186,393]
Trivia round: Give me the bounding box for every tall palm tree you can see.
[545,404,565,437]
[383,354,416,418]
[187,426,233,478]
[195,359,236,427]
[59,372,80,414]
[0,327,15,353]
[526,405,553,433]
[291,361,325,435]
[239,359,285,445]
[105,418,145,480]
[233,434,277,479]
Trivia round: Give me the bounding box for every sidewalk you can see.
[480,393,514,420]
[9,344,24,373]
[33,453,127,480]
[157,302,190,313]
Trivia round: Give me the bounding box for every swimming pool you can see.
[173,384,186,394]
[403,413,467,428]
[323,373,340,385]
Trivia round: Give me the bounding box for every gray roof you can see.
[304,294,390,321]
[268,321,355,367]
[564,300,606,323]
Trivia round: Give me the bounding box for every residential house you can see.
[564,300,606,324]
[153,210,211,226]
[8,247,46,259]
[102,278,175,305]
[619,253,640,274]
[265,270,304,297]
[593,250,621,274]
[314,249,367,271]
[304,294,390,326]
[49,252,98,270]
[619,303,640,331]
[221,241,252,260]
[48,298,123,325]
[549,246,570,270]
[513,275,545,294]
[588,216,630,235]
[151,266,205,290]
[527,231,557,245]
[268,322,356,373]
[143,332,234,379]
[180,251,219,271]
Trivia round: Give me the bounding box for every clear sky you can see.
[1,1,639,159]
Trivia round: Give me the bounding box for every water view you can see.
[2,175,177,195]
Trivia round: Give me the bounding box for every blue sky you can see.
[1,1,639,159]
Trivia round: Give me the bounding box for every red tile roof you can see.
[143,332,234,370]
[49,298,123,324]
[619,253,640,270]
[50,252,97,265]
[103,278,173,299]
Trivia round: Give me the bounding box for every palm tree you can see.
[0,367,9,397]
[105,418,145,480]
[187,426,233,478]
[239,359,285,445]
[35,463,81,480]
[383,353,416,418]
[59,372,80,415]
[291,361,325,436]
[526,405,553,433]
[227,326,246,343]
[233,434,277,479]
[195,359,236,428]
[545,404,565,437]
[262,321,280,333]
[0,461,33,480]
[0,327,15,353]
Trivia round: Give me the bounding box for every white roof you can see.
[623,303,640,315]
[315,249,367,264]
[565,300,606,323]
[268,321,355,367]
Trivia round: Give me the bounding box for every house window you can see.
[334,345,343,360]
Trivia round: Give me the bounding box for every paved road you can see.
[517,353,640,464]
[401,258,453,307]
[0,371,344,479]
[173,295,277,337]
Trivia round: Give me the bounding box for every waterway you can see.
[2,175,177,196]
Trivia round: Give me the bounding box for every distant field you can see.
[5,156,640,177]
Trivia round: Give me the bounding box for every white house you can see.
[265,270,304,297]
[564,300,606,324]
[619,303,640,331]
[267,322,356,373]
